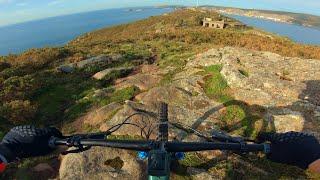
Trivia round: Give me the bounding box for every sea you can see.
[228,14,320,46]
[0,7,174,55]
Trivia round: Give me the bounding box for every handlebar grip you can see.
[166,142,270,153]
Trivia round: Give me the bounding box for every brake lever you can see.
[60,135,94,155]
[61,146,92,155]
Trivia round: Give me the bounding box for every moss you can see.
[99,68,132,86]
[191,91,199,97]
[99,86,139,106]
[203,65,233,103]
[82,123,98,133]
[104,108,120,122]
[202,65,260,137]
[104,157,124,170]
[159,69,178,86]
[220,105,246,124]
[179,153,207,167]
[282,69,290,76]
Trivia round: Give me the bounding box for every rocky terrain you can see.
[59,47,320,179]
[1,8,320,179]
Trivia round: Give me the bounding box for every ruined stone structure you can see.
[202,17,246,29]
[202,18,225,29]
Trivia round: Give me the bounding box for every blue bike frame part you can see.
[138,151,148,160]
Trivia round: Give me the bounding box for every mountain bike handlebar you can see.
[51,102,270,179]
[51,138,270,153]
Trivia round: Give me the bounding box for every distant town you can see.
[199,6,320,29]
[214,8,292,23]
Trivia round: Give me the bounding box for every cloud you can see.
[48,0,64,6]
[16,2,27,6]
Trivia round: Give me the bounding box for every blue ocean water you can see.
[228,14,320,46]
[0,7,173,55]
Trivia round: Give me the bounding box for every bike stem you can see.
[148,102,171,180]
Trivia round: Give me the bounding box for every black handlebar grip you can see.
[158,102,168,142]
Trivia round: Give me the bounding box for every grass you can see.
[99,86,139,106]
[203,64,233,103]
[159,68,181,86]
[202,65,261,137]
[34,72,99,125]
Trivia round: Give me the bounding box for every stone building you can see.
[202,17,246,29]
[202,18,226,29]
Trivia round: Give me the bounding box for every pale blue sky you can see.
[1,0,320,27]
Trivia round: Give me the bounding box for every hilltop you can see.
[1,8,320,179]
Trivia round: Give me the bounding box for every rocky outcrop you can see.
[57,55,122,73]
[115,74,162,91]
[264,109,305,133]
[57,65,75,73]
[60,47,320,179]
[192,47,320,135]
[75,55,114,68]
[59,147,146,180]
[93,67,133,80]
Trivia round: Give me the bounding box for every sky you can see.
[1,0,320,27]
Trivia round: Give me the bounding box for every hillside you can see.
[1,8,320,179]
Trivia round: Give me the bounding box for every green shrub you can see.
[100,86,139,106]
[1,75,37,101]
[0,100,36,125]
[0,61,11,72]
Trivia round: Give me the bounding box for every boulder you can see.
[59,147,146,180]
[220,64,247,88]
[265,109,305,133]
[93,67,133,80]
[75,55,111,68]
[57,64,75,73]
[57,55,120,74]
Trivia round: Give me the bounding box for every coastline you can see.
[203,6,320,29]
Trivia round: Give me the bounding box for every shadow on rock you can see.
[172,80,320,179]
